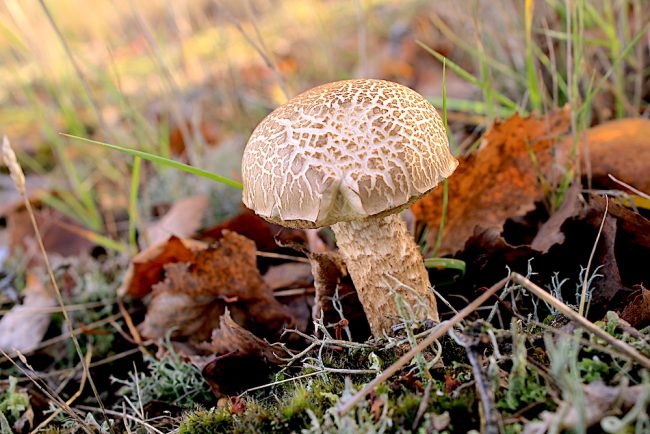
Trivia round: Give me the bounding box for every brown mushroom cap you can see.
[242,79,458,228]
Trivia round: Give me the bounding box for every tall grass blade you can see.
[62,134,243,189]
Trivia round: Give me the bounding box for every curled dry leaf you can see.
[204,309,284,363]
[118,236,207,298]
[412,108,571,256]
[620,287,650,328]
[530,183,581,253]
[0,273,56,353]
[145,195,209,247]
[139,231,292,342]
[195,310,285,397]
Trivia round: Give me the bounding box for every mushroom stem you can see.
[331,213,438,336]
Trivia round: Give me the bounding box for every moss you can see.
[178,408,234,434]
[392,391,422,426]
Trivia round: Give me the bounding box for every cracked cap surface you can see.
[242,79,458,228]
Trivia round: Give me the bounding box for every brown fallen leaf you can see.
[200,207,309,255]
[412,108,571,256]
[193,310,285,397]
[0,273,56,353]
[139,231,292,342]
[457,194,649,319]
[8,207,95,262]
[620,287,650,328]
[530,183,581,253]
[204,309,284,363]
[118,236,206,298]
[263,263,313,291]
[0,175,49,217]
[145,195,209,247]
[564,118,650,192]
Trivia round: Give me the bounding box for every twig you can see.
[31,349,93,433]
[579,196,608,316]
[412,380,433,431]
[256,251,310,263]
[450,329,503,434]
[511,273,650,370]
[74,405,165,434]
[608,174,650,200]
[239,370,328,396]
[0,348,87,431]
[338,276,509,415]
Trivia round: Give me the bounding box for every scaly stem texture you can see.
[332,213,438,336]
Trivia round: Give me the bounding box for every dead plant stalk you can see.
[1,136,111,428]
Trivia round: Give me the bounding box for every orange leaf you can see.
[412,108,571,255]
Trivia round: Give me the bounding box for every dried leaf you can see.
[8,208,95,262]
[139,231,291,341]
[119,236,206,298]
[565,118,650,192]
[0,273,55,353]
[200,207,308,254]
[0,175,49,217]
[195,310,285,397]
[620,287,650,328]
[145,195,209,246]
[531,183,581,253]
[205,310,284,364]
[263,263,313,291]
[413,109,571,255]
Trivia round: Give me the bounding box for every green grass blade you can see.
[129,156,142,255]
[428,97,515,118]
[525,0,542,112]
[417,41,522,114]
[61,134,244,189]
[424,258,466,274]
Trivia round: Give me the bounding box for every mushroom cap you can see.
[241,79,458,228]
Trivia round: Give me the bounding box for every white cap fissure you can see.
[242,79,458,228]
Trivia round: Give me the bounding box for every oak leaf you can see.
[139,231,292,341]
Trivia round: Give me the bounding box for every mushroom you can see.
[241,79,458,336]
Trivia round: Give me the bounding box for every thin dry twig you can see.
[412,380,433,430]
[338,275,510,415]
[0,348,87,431]
[511,273,650,370]
[608,174,650,200]
[31,349,93,433]
[74,405,165,434]
[449,329,503,434]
